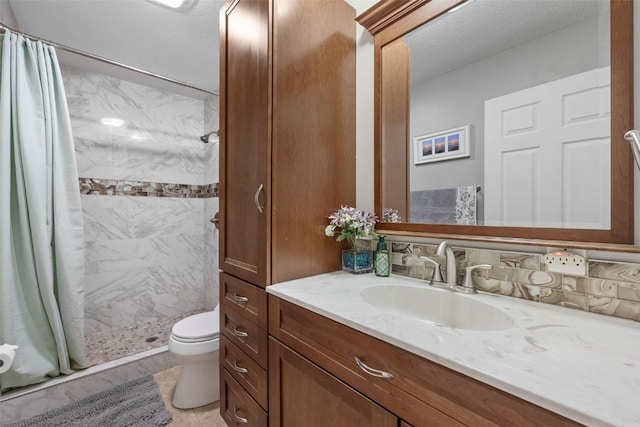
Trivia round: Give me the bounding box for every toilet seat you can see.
[171,308,220,343]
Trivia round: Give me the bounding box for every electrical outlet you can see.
[543,248,588,276]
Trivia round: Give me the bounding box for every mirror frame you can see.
[357,0,635,249]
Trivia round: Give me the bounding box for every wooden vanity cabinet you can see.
[219,0,356,425]
[219,0,269,287]
[219,0,356,287]
[220,273,269,426]
[269,337,398,427]
[221,368,268,427]
[269,296,583,427]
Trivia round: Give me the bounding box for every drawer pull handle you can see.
[233,360,248,374]
[233,327,249,338]
[354,356,394,379]
[233,406,248,424]
[233,293,249,303]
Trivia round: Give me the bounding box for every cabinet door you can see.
[270,0,356,283]
[270,296,579,427]
[269,338,397,427]
[219,0,270,286]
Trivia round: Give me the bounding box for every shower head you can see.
[200,130,218,144]
[624,130,640,170]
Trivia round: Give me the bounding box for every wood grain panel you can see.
[221,335,268,410]
[270,0,356,284]
[269,337,398,427]
[219,0,271,286]
[381,39,410,221]
[220,272,268,328]
[221,368,268,427]
[221,302,268,369]
[270,296,582,427]
[609,0,634,243]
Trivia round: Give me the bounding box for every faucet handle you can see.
[420,256,444,283]
[459,264,492,293]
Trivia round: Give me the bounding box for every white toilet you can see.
[168,306,220,409]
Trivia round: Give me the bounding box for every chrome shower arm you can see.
[200,130,219,144]
[624,130,640,170]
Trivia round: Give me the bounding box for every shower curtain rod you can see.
[0,22,218,97]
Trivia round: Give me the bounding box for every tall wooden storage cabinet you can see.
[218,0,356,425]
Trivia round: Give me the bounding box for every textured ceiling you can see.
[405,0,607,86]
[5,0,374,98]
[8,0,227,96]
[4,0,606,97]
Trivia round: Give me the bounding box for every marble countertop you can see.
[266,271,640,427]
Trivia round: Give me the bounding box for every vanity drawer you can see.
[221,302,268,369]
[269,296,580,427]
[220,272,268,330]
[221,368,268,427]
[221,335,268,410]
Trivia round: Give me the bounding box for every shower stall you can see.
[0,25,219,418]
[69,62,220,367]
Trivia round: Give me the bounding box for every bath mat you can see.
[0,375,172,427]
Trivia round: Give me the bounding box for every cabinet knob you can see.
[354,356,394,379]
[233,406,249,424]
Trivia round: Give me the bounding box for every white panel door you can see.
[484,67,610,229]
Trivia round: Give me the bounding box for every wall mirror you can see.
[358,0,634,245]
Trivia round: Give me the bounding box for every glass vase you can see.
[341,248,373,274]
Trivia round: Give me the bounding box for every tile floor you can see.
[153,366,227,427]
[85,312,199,366]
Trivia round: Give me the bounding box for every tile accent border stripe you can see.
[79,178,219,198]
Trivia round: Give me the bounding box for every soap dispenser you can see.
[375,235,390,277]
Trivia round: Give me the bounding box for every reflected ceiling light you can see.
[101,117,125,127]
[130,133,147,141]
[147,0,197,11]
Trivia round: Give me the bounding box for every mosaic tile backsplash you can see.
[79,178,218,198]
[390,241,640,322]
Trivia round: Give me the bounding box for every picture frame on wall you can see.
[413,125,470,165]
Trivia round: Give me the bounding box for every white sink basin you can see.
[361,285,514,331]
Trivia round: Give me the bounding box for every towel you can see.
[410,185,477,225]
[455,185,477,225]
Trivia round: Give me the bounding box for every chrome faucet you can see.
[419,256,444,285]
[435,241,457,288]
[427,240,492,293]
[459,264,492,294]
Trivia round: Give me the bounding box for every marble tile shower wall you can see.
[203,95,220,312]
[62,66,220,338]
[63,66,208,185]
[390,241,640,322]
[82,195,206,334]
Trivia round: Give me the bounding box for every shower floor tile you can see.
[84,310,201,366]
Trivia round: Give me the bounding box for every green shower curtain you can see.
[0,31,85,391]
